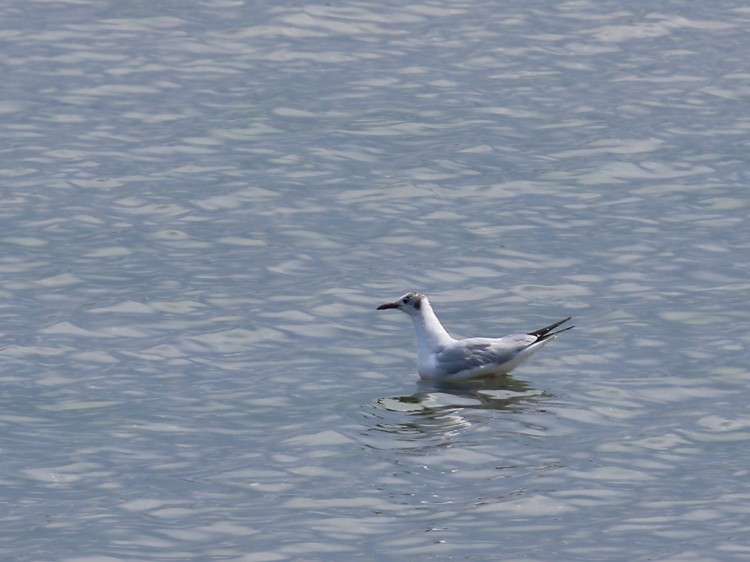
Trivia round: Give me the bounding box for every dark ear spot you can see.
[414,298,422,310]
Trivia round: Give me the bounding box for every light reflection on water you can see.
[1,0,750,560]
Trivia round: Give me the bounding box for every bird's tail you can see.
[528,316,573,341]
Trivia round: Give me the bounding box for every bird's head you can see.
[376,292,426,316]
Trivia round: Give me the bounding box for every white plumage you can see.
[377,292,572,382]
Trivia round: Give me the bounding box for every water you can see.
[1,1,750,560]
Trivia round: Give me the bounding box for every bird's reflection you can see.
[390,373,548,412]
[365,373,553,447]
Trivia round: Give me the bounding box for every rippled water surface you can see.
[2,1,750,561]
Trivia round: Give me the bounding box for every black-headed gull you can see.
[377,292,572,382]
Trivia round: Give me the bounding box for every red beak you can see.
[376,302,399,310]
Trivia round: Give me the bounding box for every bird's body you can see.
[377,292,572,382]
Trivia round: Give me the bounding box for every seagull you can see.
[377,292,573,382]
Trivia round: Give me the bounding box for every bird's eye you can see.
[402,298,408,304]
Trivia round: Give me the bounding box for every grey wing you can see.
[434,335,536,376]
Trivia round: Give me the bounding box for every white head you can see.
[376,291,427,316]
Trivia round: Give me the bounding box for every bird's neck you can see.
[411,301,453,355]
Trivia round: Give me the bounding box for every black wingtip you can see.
[528,316,573,341]
[543,324,574,340]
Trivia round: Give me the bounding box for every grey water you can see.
[1,1,750,561]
